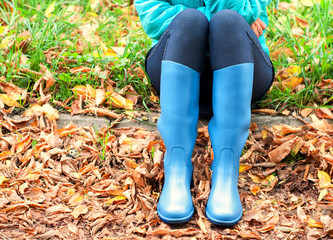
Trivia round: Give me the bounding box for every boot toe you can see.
[206,199,242,226]
[206,205,242,226]
[157,201,194,223]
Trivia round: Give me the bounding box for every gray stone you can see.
[12,111,327,133]
[115,118,159,134]
[250,114,307,131]
[57,113,110,129]
[198,114,309,132]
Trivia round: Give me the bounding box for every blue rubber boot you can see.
[157,60,200,223]
[206,63,254,226]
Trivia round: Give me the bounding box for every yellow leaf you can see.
[72,173,81,179]
[0,36,12,49]
[71,84,96,99]
[72,85,87,96]
[0,94,22,107]
[249,174,264,184]
[67,188,76,195]
[262,129,268,139]
[71,205,88,218]
[104,195,127,205]
[149,92,159,102]
[86,11,99,18]
[110,92,133,110]
[318,188,328,201]
[262,174,277,187]
[318,171,333,188]
[25,173,40,180]
[287,66,301,75]
[249,174,277,188]
[100,41,117,56]
[308,218,324,228]
[239,165,252,173]
[0,176,9,185]
[45,2,55,18]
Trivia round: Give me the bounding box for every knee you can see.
[172,9,209,37]
[210,9,244,35]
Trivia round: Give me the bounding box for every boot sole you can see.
[157,208,194,224]
[206,210,242,226]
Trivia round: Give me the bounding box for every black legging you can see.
[145,9,275,118]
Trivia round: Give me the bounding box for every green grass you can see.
[264,0,333,111]
[0,0,332,113]
[0,0,152,111]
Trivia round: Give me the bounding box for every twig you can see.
[292,115,309,125]
[242,162,278,168]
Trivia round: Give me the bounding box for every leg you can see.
[206,9,274,226]
[145,9,209,223]
[145,8,208,94]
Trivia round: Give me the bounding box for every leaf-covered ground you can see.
[1,109,333,239]
[0,0,333,239]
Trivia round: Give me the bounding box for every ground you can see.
[0,0,333,239]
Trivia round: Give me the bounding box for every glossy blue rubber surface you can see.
[157,60,200,223]
[206,63,254,226]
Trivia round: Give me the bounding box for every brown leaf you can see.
[71,205,88,218]
[300,108,313,118]
[268,138,296,163]
[68,223,80,235]
[40,64,55,90]
[149,228,199,238]
[38,230,59,239]
[75,107,120,119]
[291,27,304,38]
[251,109,278,115]
[307,228,323,240]
[271,47,294,60]
[297,206,308,222]
[316,108,333,119]
[26,187,46,203]
[70,66,93,74]
[309,114,330,131]
[239,231,261,239]
[271,124,302,136]
[0,81,24,94]
[45,204,71,216]
[243,209,263,222]
[124,85,139,105]
[295,16,309,28]
[257,224,275,233]
[23,103,59,121]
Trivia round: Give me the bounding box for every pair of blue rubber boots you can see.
[157,60,253,226]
